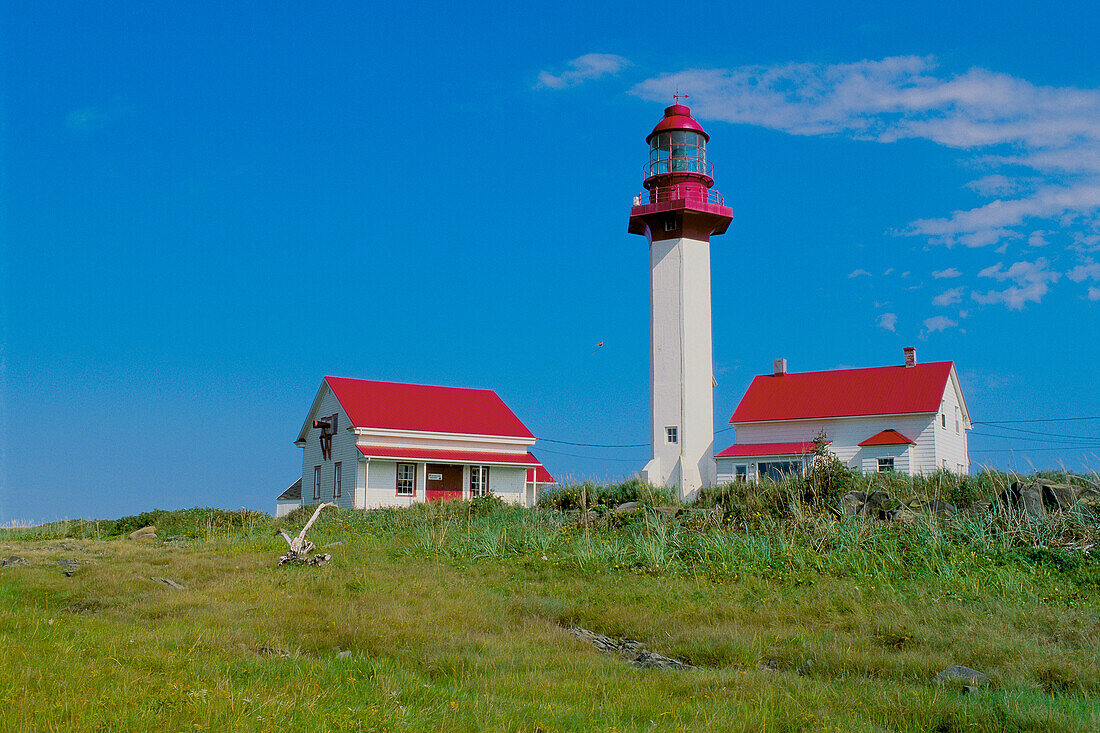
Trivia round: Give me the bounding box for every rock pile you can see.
[843,479,1098,523]
[566,625,694,670]
[999,480,1100,519]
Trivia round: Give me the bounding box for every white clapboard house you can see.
[716,348,971,482]
[283,376,554,514]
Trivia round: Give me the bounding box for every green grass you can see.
[1,477,1098,731]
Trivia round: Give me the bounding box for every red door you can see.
[425,464,463,502]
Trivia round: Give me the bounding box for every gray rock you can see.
[653,506,681,520]
[56,559,81,572]
[926,499,956,517]
[759,659,779,674]
[1020,484,1046,519]
[336,649,352,659]
[149,576,185,590]
[842,491,867,516]
[1,556,28,567]
[129,526,157,541]
[566,625,694,670]
[962,685,979,696]
[933,665,990,687]
[797,658,814,676]
[965,501,993,516]
[1077,488,1100,510]
[1042,483,1078,510]
[891,506,918,525]
[163,536,189,543]
[612,501,641,515]
[865,491,892,518]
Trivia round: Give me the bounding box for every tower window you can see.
[665,426,678,444]
[664,215,677,231]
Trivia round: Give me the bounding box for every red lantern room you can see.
[628,102,733,241]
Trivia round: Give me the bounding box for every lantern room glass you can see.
[648,130,707,176]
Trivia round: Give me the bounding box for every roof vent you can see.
[774,358,787,376]
[904,346,917,368]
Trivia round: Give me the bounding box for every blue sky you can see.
[4,1,1100,522]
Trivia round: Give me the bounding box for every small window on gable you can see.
[333,462,342,498]
[313,466,321,500]
[941,414,947,429]
[666,426,678,445]
[877,457,895,473]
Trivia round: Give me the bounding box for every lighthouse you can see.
[629,101,733,497]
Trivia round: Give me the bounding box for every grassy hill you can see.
[1,471,1098,731]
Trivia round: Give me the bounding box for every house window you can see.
[758,461,801,481]
[333,462,342,498]
[877,457,895,473]
[941,413,946,429]
[666,426,678,444]
[313,466,321,500]
[470,465,489,497]
[396,463,416,496]
[955,407,960,434]
[734,465,747,482]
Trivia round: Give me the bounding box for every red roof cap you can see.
[716,441,824,458]
[357,445,541,465]
[730,362,954,423]
[327,376,535,439]
[647,104,709,143]
[858,429,916,446]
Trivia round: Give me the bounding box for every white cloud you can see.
[883,268,894,275]
[1028,230,1050,247]
[537,54,629,89]
[966,174,1025,197]
[848,268,872,278]
[970,257,1060,309]
[1067,260,1100,281]
[878,312,897,331]
[932,267,962,278]
[923,315,957,333]
[932,286,964,306]
[1089,286,1100,300]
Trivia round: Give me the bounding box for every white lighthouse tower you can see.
[629,101,732,498]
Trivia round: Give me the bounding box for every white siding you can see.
[488,466,526,505]
[858,444,911,474]
[275,499,301,517]
[299,384,360,510]
[730,413,940,475]
[934,374,970,474]
[363,460,419,509]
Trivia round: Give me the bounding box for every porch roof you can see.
[715,441,824,458]
[356,445,541,466]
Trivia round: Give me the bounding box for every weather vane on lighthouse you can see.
[628,99,733,497]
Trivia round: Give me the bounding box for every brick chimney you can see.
[904,346,917,368]
[774,358,787,376]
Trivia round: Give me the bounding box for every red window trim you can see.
[396,462,417,497]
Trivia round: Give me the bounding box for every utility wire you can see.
[975,416,1100,424]
[972,446,1100,453]
[970,431,1100,446]
[538,425,734,449]
[970,423,1100,441]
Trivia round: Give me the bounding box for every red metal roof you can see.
[716,441,823,458]
[526,459,556,485]
[858,429,916,446]
[647,104,709,142]
[327,376,535,439]
[730,362,954,423]
[356,445,541,465]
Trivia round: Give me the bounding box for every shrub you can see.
[537,479,674,511]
